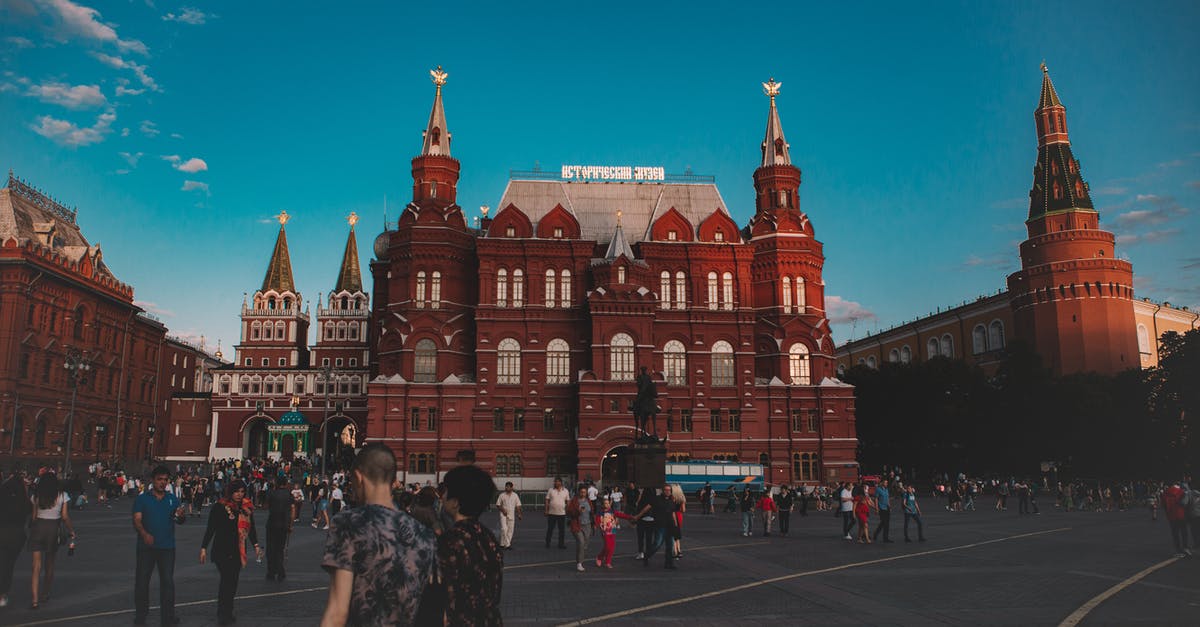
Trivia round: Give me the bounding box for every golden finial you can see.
[616,209,623,226]
[1040,61,1048,74]
[480,204,490,217]
[430,65,448,87]
[763,77,782,99]
[291,395,300,408]
[276,210,290,226]
[347,212,359,228]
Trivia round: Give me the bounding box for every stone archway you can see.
[243,417,271,460]
[321,416,356,471]
[601,445,631,488]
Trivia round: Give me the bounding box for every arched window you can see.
[512,269,525,308]
[251,321,261,340]
[546,270,557,308]
[416,271,427,308]
[674,271,686,309]
[793,452,818,482]
[340,296,348,310]
[889,348,900,363]
[275,321,286,340]
[560,269,572,307]
[707,272,718,310]
[348,323,359,340]
[324,322,334,341]
[795,277,806,311]
[901,345,912,364]
[664,340,687,386]
[927,338,940,360]
[1137,324,1151,354]
[546,339,570,384]
[610,333,635,381]
[294,376,305,395]
[414,338,437,382]
[940,334,954,358]
[789,343,811,385]
[972,325,987,355]
[72,307,85,340]
[660,271,671,310]
[496,269,508,307]
[782,277,792,314]
[721,272,734,310]
[337,322,347,340]
[430,271,441,309]
[988,321,1005,351]
[33,416,46,449]
[711,340,734,386]
[497,338,521,385]
[866,355,877,369]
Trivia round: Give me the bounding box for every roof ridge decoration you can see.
[7,171,78,225]
[421,66,451,156]
[604,211,636,260]
[761,78,791,167]
[261,211,297,293]
[1038,62,1063,110]
[333,212,363,294]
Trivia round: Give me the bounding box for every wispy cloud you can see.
[90,52,158,92]
[36,0,148,55]
[31,107,116,147]
[181,180,209,193]
[1180,257,1200,271]
[162,8,215,25]
[1113,194,1190,228]
[114,79,144,97]
[1092,186,1128,196]
[1157,159,1185,169]
[826,295,878,325]
[25,80,106,109]
[133,300,175,317]
[169,132,183,139]
[139,119,159,137]
[118,150,143,167]
[162,155,208,173]
[1116,229,1181,246]
[4,36,35,49]
[989,197,1027,211]
[962,253,1014,270]
[1187,181,1200,190]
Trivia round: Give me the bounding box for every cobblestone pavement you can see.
[2,499,1197,626]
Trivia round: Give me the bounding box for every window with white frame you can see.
[348,324,359,340]
[722,272,734,310]
[416,271,427,308]
[889,348,900,363]
[867,355,877,369]
[610,333,635,381]
[414,338,437,383]
[497,338,521,384]
[512,269,525,307]
[901,345,912,364]
[795,277,806,311]
[617,266,626,284]
[545,270,556,308]
[546,339,570,384]
[711,340,734,386]
[972,325,987,355]
[337,321,347,340]
[674,271,686,309]
[660,271,671,310]
[927,338,940,360]
[560,269,571,307]
[707,272,718,310]
[276,321,285,340]
[325,322,334,340]
[251,321,261,340]
[789,343,811,385]
[496,269,508,307]
[940,334,954,358]
[430,271,441,309]
[782,277,792,313]
[988,320,1005,351]
[664,340,686,386]
[1137,324,1150,354]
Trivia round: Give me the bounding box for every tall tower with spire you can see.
[748,79,839,384]
[235,211,311,370]
[1007,65,1138,375]
[314,213,370,373]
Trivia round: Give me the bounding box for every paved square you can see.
[3,500,1198,626]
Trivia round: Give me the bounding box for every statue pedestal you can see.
[629,437,666,489]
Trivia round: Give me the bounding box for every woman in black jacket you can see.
[199,481,260,625]
[0,470,31,609]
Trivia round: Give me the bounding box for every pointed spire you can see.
[1038,62,1063,109]
[604,212,635,260]
[761,78,791,167]
[421,66,451,156]
[333,212,363,294]
[261,211,297,293]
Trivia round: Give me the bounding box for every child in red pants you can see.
[594,496,635,568]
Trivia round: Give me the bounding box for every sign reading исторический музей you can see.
[561,165,666,181]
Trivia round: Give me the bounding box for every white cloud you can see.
[1116,229,1181,246]
[31,107,115,147]
[169,132,183,139]
[181,180,209,193]
[826,295,878,325]
[118,150,143,167]
[162,155,208,173]
[4,36,35,49]
[26,80,106,109]
[114,79,145,97]
[139,120,159,137]
[1114,194,1190,227]
[163,8,214,25]
[120,127,130,137]
[1092,186,1128,196]
[36,0,148,55]
[133,300,176,317]
[962,253,1014,270]
[90,52,158,91]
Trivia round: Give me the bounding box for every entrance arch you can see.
[243,417,271,460]
[321,416,356,471]
[601,445,631,488]
[281,434,296,460]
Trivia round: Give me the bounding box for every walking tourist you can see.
[437,464,504,625]
[633,487,655,559]
[0,470,31,609]
[854,485,873,544]
[594,496,634,568]
[756,489,778,536]
[132,465,185,626]
[638,484,680,569]
[265,476,296,581]
[319,444,436,626]
[902,485,926,542]
[1161,481,1189,557]
[838,482,855,540]
[872,478,893,543]
[200,480,261,625]
[567,485,594,571]
[738,486,755,537]
[495,481,522,550]
[776,485,794,535]
[544,477,569,549]
[29,472,73,609]
[670,483,686,557]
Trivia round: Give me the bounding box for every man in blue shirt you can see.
[872,479,894,543]
[133,465,184,626]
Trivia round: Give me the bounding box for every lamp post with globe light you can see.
[62,347,93,475]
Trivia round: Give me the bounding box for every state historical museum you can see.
[367,72,858,489]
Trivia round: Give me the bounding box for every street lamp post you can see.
[147,424,157,462]
[62,347,93,476]
[319,364,335,480]
[94,424,106,463]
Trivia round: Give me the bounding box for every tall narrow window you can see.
[711,340,734,386]
[927,338,940,360]
[660,271,671,310]
[497,338,521,384]
[940,334,954,358]
[414,339,437,383]
[427,407,438,431]
[496,269,508,307]
[617,266,626,284]
[722,272,734,310]
[430,271,441,309]
[663,340,686,386]
[546,339,570,384]
[416,271,427,308]
[411,407,421,431]
[901,346,912,364]
[972,325,987,355]
[795,277,806,311]
[709,409,722,432]
[679,409,692,432]
[560,269,572,307]
[545,270,556,308]
[782,277,792,314]
[674,271,686,309]
[789,344,811,385]
[610,333,635,381]
[707,272,718,310]
[513,409,525,432]
[543,409,555,431]
[988,321,1005,351]
[512,269,525,308]
[276,321,286,340]
[728,409,741,432]
[251,322,261,340]
[492,408,505,432]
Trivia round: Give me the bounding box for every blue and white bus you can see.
[665,461,765,497]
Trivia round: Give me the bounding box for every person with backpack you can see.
[1160,481,1189,557]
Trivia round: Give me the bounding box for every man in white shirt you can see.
[330,485,344,516]
[586,482,599,511]
[545,478,570,549]
[839,482,855,540]
[495,481,523,550]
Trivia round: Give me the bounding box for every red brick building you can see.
[367,73,857,489]
[156,336,223,462]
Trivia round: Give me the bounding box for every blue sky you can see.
[2,1,1198,350]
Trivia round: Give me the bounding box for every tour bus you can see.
[664,460,765,498]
